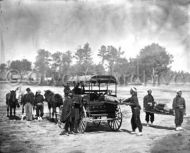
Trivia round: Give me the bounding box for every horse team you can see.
[6,87,64,121]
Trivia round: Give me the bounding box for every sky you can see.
[0,0,190,72]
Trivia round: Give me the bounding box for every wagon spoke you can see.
[114,120,119,128]
[108,109,122,131]
[113,121,117,130]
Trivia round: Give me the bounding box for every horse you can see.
[44,90,63,120]
[6,90,20,117]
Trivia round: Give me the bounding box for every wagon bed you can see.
[66,75,122,132]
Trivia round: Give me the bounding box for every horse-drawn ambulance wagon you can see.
[59,75,123,133]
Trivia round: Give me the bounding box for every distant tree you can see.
[61,50,73,74]
[35,49,51,84]
[113,58,129,85]
[75,43,92,65]
[98,45,107,65]
[75,43,93,75]
[183,72,190,83]
[51,51,62,83]
[10,60,22,71]
[93,64,106,75]
[10,59,31,72]
[51,51,62,72]
[105,46,124,77]
[0,63,7,72]
[63,51,72,66]
[160,69,175,85]
[139,43,173,85]
[60,51,73,82]
[21,59,32,72]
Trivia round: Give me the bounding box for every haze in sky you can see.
[0,0,190,72]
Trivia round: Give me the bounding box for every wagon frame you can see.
[68,75,123,133]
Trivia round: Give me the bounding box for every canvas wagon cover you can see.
[67,75,117,84]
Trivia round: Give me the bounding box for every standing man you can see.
[72,82,85,133]
[72,82,85,95]
[60,93,74,135]
[23,88,35,121]
[34,90,44,120]
[143,89,155,126]
[64,83,71,98]
[172,90,186,131]
[123,87,143,136]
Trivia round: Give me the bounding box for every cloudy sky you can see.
[0,0,190,72]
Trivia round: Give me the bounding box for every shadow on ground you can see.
[7,115,21,120]
[142,123,175,130]
[150,119,190,153]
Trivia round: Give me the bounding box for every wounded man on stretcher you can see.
[145,103,174,115]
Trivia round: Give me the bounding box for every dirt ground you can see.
[0,83,190,153]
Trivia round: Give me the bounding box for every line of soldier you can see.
[14,84,187,135]
[13,83,84,134]
[60,82,85,135]
[20,88,44,121]
[123,87,186,136]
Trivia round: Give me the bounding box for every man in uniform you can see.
[72,82,85,95]
[72,82,85,133]
[123,87,143,136]
[60,92,74,135]
[143,89,156,126]
[64,83,71,98]
[172,90,186,131]
[23,88,35,121]
[34,90,44,120]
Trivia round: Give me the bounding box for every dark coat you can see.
[34,94,44,106]
[72,95,83,120]
[60,97,73,123]
[72,86,85,95]
[64,86,71,97]
[23,92,35,105]
[123,94,141,112]
[173,96,186,110]
[143,94,155,111]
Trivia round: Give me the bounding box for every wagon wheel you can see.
[57,114,65,129]
[58,120,65,129]
[78,106,87,133]
[92,116,101,127]
[57,106,65,129]
[107,107,122,131]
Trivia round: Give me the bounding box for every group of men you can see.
[13,84,187,135]
[123,88,186,136]
[60,82,85,135]
[21,88,44,121]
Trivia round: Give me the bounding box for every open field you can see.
[0,83,190,153]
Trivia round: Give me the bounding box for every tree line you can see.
[1,43,190,85]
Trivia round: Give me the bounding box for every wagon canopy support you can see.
[66,75,122,132]
[67,75,117,84]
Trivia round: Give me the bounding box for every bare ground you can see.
[0,83,190,153]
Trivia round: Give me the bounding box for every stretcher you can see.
[120,100,175,116]
[143,102,174,116]
[144,109,174,116]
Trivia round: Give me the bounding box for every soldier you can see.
[60,92,74,135]
[123,87,143,136]
[34,90,44,120]
[172,90,186,131]
[72,82,85,95]
[22,88,35,121]
[64,83,71,98]
[72,82,85,133]
[71,95,83,133]
[143,89,156,126]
